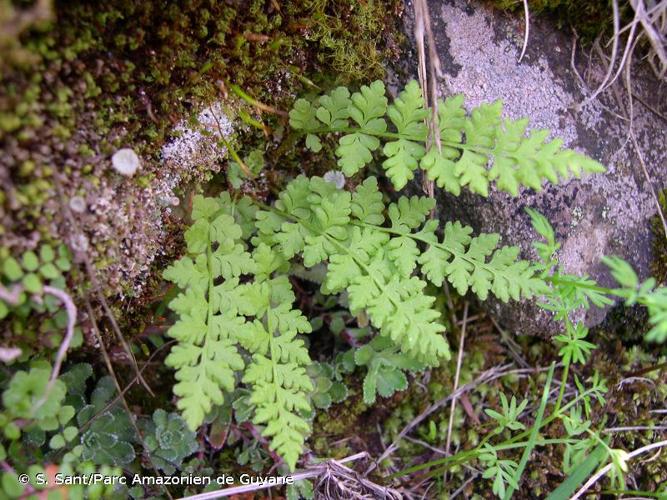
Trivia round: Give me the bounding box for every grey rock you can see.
[404,0,667,336]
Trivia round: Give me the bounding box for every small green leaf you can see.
[3,257,23,281]
[39,245,55,263]
[49,434,66,449]
[2,471,25,497]
[39,262,60,280]
[22,273,42,294]
[63,426,78,442]
[22,251,39,272]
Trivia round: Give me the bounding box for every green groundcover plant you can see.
[1,79,665,499]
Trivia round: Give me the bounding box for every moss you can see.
[311,377,369,456]
[486,0,633,42]
[650,190,667,285]
[0,0,405,304]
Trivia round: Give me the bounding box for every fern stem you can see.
[265,291,282,416]
[546,274,614,296]
[305,126,486,154]
[203,234,217,390]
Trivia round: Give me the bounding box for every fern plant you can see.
[289,80,605,193]
[161,79,614,473]
[164,177,546,469]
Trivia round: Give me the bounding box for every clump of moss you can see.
[487,0,633,42]
[0,0,405,306]
[650,190,667,286]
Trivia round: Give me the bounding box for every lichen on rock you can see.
[161,102,234,178]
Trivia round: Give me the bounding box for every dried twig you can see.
[41,286,77,387]
[413,0,441,199]
[518,0,530,63]
[444,302,468,458]
[580,0,622,107]
[0,284,22,305]
[177,453,381,500]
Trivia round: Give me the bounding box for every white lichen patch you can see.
[161,102,233,176]
[69,196,87,213]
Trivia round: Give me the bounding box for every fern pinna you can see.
[289,80,605,193]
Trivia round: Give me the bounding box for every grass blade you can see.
[503,362,555,500]
[546,445,606,500]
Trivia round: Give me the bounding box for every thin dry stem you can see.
[571,439,667,499]
[518,0,530,63]
[177,453,375,500]
[83,297,174,500]
[444,302,469,457]
[41,286,77,399]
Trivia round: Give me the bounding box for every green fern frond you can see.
[256,175,545,365]
[163,195,253,430]
[240,275,313,470]
[165,198,314,470]
[290,80,605,195]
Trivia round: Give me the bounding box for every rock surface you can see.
[404,0,667,336]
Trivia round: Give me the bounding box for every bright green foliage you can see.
[142,410,199,474]
[2,364,67,428]
[256,174,542,366]
[236,273,314,470]
[163,195,254,430]
[529,211,667,344]
[479,444,520,498]
[382,81,428,188]
[603,256,667,343]
[336,81,388,176]
[256,175,450,364]
[554,322,596,365]
[353,336,424,404]
[484,393,528,432]
[164,195,314,470]
[290,80,605,193]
